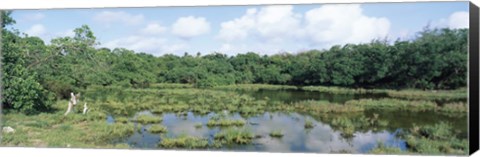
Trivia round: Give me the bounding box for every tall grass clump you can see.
[269,130,284,138]
[345,98,437,112]
[207,119,246,127]
[328,114,389,137]
[304,119,315,129]
[369,142,404,154]
[133,115,162,124]
[148,125,168,133]
[214,128,255,145]
[159,135,208,149]
[194,123,203,129]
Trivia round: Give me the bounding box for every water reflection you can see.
[118,111,422,153]
[235,89,386,104]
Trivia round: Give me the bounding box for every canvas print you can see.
[0,2,470,155]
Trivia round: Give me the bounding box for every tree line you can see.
[1,11,468,114]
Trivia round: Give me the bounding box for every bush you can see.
[2,71,54,114]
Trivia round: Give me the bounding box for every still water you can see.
[108,110,465,153]
[236,89,386,104]
[101,88,466,153]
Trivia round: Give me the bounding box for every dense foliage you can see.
[2,11,54,114]
[1,11,468,114]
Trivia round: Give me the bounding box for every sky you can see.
[9,2,469,56]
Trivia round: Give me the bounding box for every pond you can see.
[94,87,467,153]
[107,110,466,153]
[233,89,387,104]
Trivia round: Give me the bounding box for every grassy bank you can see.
[302,85,467,101]
[214,84,298,91]
[1,101,134,148]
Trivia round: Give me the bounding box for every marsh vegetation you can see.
[1,85,468,155]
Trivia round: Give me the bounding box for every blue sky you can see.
[9,2,469,56]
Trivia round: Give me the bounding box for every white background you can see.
[0,0,479,157]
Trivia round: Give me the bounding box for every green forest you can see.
[1,11,467,115]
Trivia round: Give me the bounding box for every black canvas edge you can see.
[0,11,4,144]
[469,1,479,155]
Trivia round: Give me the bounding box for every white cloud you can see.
[140,23,167,35]
[104,35,166,53]
[217,6,302,43]
[433,11,468,29]
[93,11,145,26]
[26,24,47,37]
[103,35,188,56]
[448,11,468,29]
[172,16,211,39]
[256,5,303,42]
[217,4,391,55]
[217,8,257,42]
[304,4,390,47]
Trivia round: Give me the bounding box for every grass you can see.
[345,98,437,112]
[206,119,246,127]
[369,142,404,154]
[437,102,467,113]
[115,117,129,123]
[269,130,284,138]
[214,84,298,91]
[88,85,466,118]
[148,125,168,134]
[328,114,389,138]
[0,112,135,148]
[279,100,365,113]
[331,117,355,138]
[133,115,162,124]
[304,119,314,129]
[159,135,208,149]
[301,85,467,101]
[194,123,203,129]
[302,86,383,94]
[150,83,194,89]
[151,104,189,114]
[214,128,255,145]
[385,88,467,101]
[400,122,468,155]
